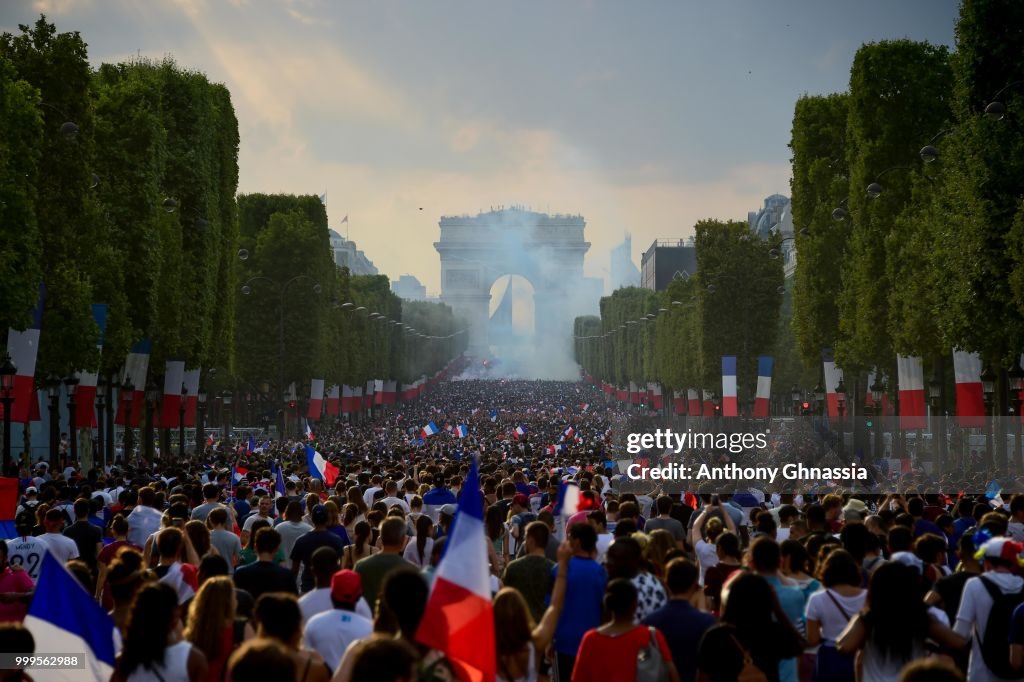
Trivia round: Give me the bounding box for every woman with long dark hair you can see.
[341,521,377,569]
[112,582,208,682]
[696,572,804,682]
[804,549,865,682]
[836,561,965,682]
[403,514,435,568]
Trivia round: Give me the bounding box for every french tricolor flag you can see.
[383,380,397,405]
[2,284,44,424]
[373,379,384,406]
[231,464,249,485]
[455,424,468,438]
[672,390,685,415]
[423,421,440,437]
[822,348,843,418]
[115,338,151,427]
[489,410,498,422]
[580,403,589,412]
[305,445,339,486]
[304,419,315,441]
[514,425,527,438]
[563,426,575,441]
[307,379,325,419]
[953,350,985,427]
[897,355,927,430]
[753,355,773,418]
[688,388,701,416]
[648,383,663,410]
[74,304,108,429]
[415,455,495,682]
[721,356,738,417]
[326,384,340,416]
[341,385,355,414]
[554,480,581,517]
[183,368,200,427]
[160,358,186,428]
[702,389,715,417]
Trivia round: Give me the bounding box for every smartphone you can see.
[711,495,720,506]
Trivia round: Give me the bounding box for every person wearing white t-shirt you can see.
[362,477,383,509]
[303,569,374,673]
[955,538,1024,682]
[805,550,867,679]
[127,488,164,548]
[240,496,274,547]
[299,547,372,624]
[690,503,735,586]
[39,509,80,565]
[6,516,48,582]
[276,501,313,570]
[379,481,410,513]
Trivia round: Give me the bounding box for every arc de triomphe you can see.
[434,207,591,357]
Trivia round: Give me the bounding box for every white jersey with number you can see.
[6,535,48,582]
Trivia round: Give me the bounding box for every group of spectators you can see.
[2,379,1024,682]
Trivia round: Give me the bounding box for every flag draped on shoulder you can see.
[25,552,117,681]
[416,455,495,682]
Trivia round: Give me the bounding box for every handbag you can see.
[636,626,670,682]
[728,633,769,682]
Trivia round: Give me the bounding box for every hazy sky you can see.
[1,0,959,295]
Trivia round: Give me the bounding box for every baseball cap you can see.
[440,503,457,517]
[512,493,530,508]
[25,486,37,495]
[311,504,329,525]
[331,569,362,603]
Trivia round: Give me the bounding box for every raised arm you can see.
[533,541,571,652]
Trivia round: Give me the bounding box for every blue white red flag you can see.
[416,454,495,682]
[247,434,256,455]
[423,421,440,437]
[514,425,527,437]
[231,465,249,485]
[26,552,117,681]
[455,424,469,438]
[273,463,287,498]
[304,419,315,440]
[554,481,581,517]
[0,477,17,539]
[305,445,339,486]
[489,410,498,422]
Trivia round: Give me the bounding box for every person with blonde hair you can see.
[184,575,251,681]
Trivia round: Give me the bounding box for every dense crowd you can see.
[2,378,1024,682]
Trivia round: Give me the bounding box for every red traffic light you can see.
[802,401,810,409]
[288,401,296,408]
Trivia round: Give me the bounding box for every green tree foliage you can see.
[836,40,952,374]
[653,277,701,393]
[789,94,849,368]
[401,299,466,381]
[1,17,100,375]
[695,219,784,394]
[235,200,333,395]
[0,54,43,333]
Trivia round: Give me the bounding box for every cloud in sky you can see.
[0,0,958,294]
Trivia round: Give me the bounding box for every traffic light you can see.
[801,401,811,416]
[288,400,296,409]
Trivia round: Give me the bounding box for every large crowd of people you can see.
[2,377,1024,682]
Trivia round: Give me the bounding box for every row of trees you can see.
[792,0,1023,415]
[1,17,465,420]
[574,219,790,402]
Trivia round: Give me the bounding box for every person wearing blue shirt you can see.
[750,537,807,682]
[423,476,457,507]
[551,522,606,682]
[643,558,715,682]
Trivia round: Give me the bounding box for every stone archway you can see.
[434,207,593,361]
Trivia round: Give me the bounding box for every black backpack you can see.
[976,575,1024,679]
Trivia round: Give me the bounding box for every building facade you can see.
[608,234,641,292]
[747,194,796,278]
[391,274,427,301]
[640,238,698,291]
[329,229,379,276]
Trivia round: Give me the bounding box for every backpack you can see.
[976,575,1024,680]
[635,627,669,682]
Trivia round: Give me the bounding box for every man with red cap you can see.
[302,568,373,674]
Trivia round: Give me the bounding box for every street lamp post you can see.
[1009,360,1024,473]
[196,389,207,454]
[222,391,233,444]
[929,370,945,473]
[105,374,116,466]
[178,383,187,459]
[46,375,61,468]
[981,365,996,471]
[122,380,134,464]
[870,377,884,465]
[144,381,160,463]
[836,378,847,461]
[65,376,79,466]
[0,354,16,474]
[96,379,107,470]
[790,385,801,417]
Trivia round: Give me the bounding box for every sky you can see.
[1,0,960,296]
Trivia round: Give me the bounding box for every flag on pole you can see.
[74,304,108,429]
[489,410,498,422]
[455,424,468,438]
[305,445,339,486]
[326,384,340,416]
[648,383,664,410]
[415,454,495,682]
[308,379,325,419]
[721,356,738,417]
[687,388,701,416]
[897,355,927,430]
[423,421,440,437]
[753,355,773,418]
[304,419,315,441]
[822,348,843,418]
[274,463,287,498]
[116,337,151,427]
[183,368,201,427]
[231,464,249,485]
[340,214,348,224]
[953,350,985,427]
[159,358,186,428]
[554,480,581,517]
[24,552,117,681]
[514,425,527,438]
[247,435,256,456]
[1,477,18,539]
[1,283,44,424]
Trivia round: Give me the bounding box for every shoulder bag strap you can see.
[825,589,853,622]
